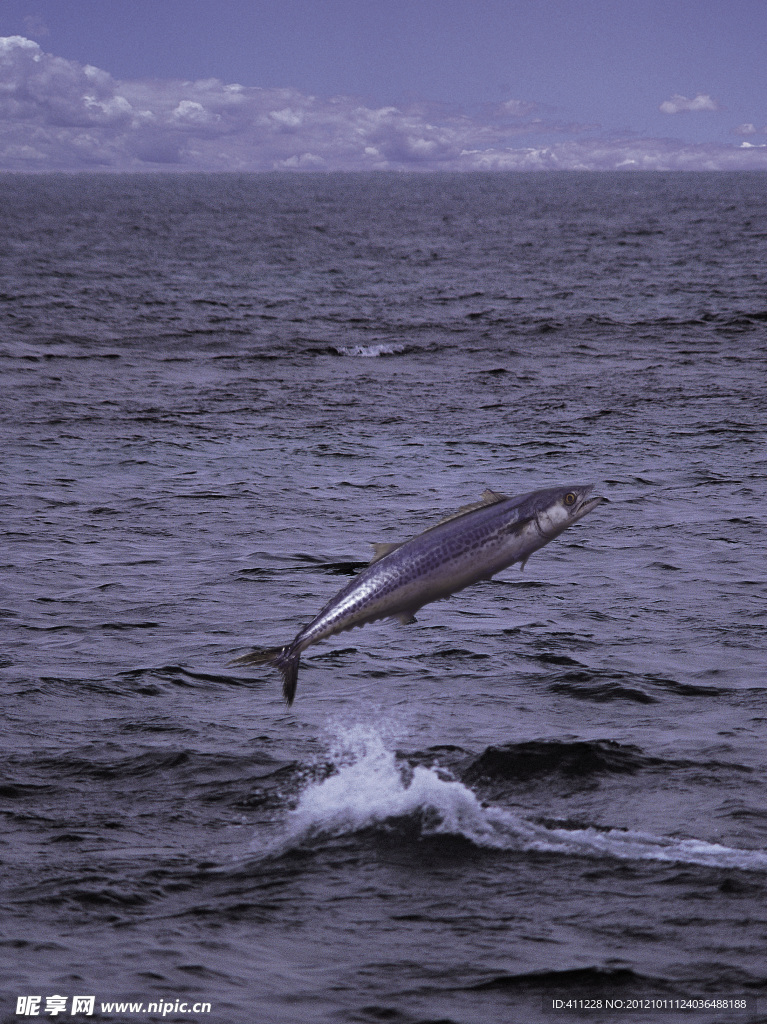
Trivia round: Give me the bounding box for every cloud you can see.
[0,35,132,129]
[659,92,721,114]
[457,136,767,171]
[0,36,762,172]
[498,98,539,118]
[22,15,49,39]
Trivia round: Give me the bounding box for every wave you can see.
[254,725,767,873]
[464,965,652,993]
[462,738,667,784]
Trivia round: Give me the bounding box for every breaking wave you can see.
[332,342,408,357]
[257,725,767,873]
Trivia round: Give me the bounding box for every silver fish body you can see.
[233,483,605,705]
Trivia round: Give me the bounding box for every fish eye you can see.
[564,492,577,506]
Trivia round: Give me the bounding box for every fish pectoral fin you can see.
[369,541,404,564]
[393,611,417,625]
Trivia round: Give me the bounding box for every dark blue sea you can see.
[1,172,766,1024]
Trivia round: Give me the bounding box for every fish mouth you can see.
[573,493,607,521]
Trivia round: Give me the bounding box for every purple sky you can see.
[0,0,765,171]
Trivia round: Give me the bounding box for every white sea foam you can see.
[263,725,767,873]
[333,342,407,357]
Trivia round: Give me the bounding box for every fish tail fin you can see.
[274,645,301,706]
[229,644,302,706]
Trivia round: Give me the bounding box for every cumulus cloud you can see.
[659,92,720,114]
[0,35,133,130]
[0,36,762,172]
[0,37,543,170]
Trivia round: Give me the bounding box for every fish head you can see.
[531,483,606,541]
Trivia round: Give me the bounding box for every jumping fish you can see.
[232,483,605,705]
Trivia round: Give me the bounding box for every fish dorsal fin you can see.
[369,489,509,563]
[481,487,508,505]
[431,487,509,529]
[369,541,404,564]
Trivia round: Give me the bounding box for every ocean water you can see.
[1,171,766,1024]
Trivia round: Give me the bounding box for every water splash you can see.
[258,725,767,873]
[287,724,488,842]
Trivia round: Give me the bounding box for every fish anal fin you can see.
[394,611,417,625]
[369,541,403,564]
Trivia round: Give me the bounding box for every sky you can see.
[0,0,765,171]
